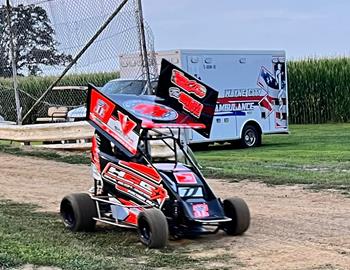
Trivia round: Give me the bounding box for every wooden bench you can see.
[36,106,68,123]
[35,86,88,124]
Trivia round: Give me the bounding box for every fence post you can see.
[136,0,152,95]
[6,0,22,125]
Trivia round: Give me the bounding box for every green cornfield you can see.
[288,57,350,124]
[0,72,118,123]
[0,72,118,95]
[1,57,350,124]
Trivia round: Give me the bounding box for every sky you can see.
[143,0,350,59]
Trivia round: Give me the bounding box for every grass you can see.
[196,124,350,190]
[0,142,90,165]
[0,200,199,270]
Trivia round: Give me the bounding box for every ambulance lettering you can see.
[216,102,254,113]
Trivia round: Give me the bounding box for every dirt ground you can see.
[0,153,349,270]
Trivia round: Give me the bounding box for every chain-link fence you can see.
[0,0,157,124]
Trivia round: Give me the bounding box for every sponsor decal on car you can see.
[169,87,203,118]
[156,59,218,138]
[123,100,178,121]
[171,69,207,98]
[118,111,137,136]
[89,89,115,123]
[94,99,109,118]
[88,86,142,156]
[178,187,203,197]
[192,203,209,218]
[167,69,206,119]
[106,113,139,154]
[174,172,197,184]
[102,162,168,207]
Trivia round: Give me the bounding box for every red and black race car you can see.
[60,60,250,248]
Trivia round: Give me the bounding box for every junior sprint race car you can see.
[60,60,250,248]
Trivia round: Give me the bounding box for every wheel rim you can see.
[61,201,76,228]
[244,129,256,147]
[139,218,151,244]
[223,201,238,234]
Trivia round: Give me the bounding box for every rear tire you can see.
[138,209,168,248]
[240,125,261,148]
[222,197,250,236]
[60,193,97,232]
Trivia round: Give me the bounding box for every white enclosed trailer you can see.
[119,49,288,147]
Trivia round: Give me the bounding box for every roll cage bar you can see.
[136,127,204,178]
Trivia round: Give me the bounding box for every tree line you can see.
[0,4,72,77]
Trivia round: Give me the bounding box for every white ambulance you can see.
[119,49,288,147]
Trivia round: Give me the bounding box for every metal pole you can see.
[6,0,22,124]
[22,0,129,122]
[136,0,152,95]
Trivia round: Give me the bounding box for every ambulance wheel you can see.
[241,125,261,148]
[138,209,168,248]
[60,193,97,232]
[222,197,250,236]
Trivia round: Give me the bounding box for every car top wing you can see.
[86,60,219,156]
[86,85,207,157]
[86,85,142,157]
[155,59,219,138]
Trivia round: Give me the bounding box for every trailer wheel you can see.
[222,197,250,236]
[60,193,97,232]
[138,209,168,248]
[241,125,261,148]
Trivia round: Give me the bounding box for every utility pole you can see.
[6,0,22,124]
[136,0,152,95]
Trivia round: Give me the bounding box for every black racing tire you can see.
[138,209,168,248]
[222,197,250,236]
[240,125,261,148]
[60,193,97,232]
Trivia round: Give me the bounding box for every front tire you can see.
[138,209,168,248]
[222,197,250,236]
[241,125,261,148]
[60,193,97,232]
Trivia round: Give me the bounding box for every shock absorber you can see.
[173,200,179,219]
